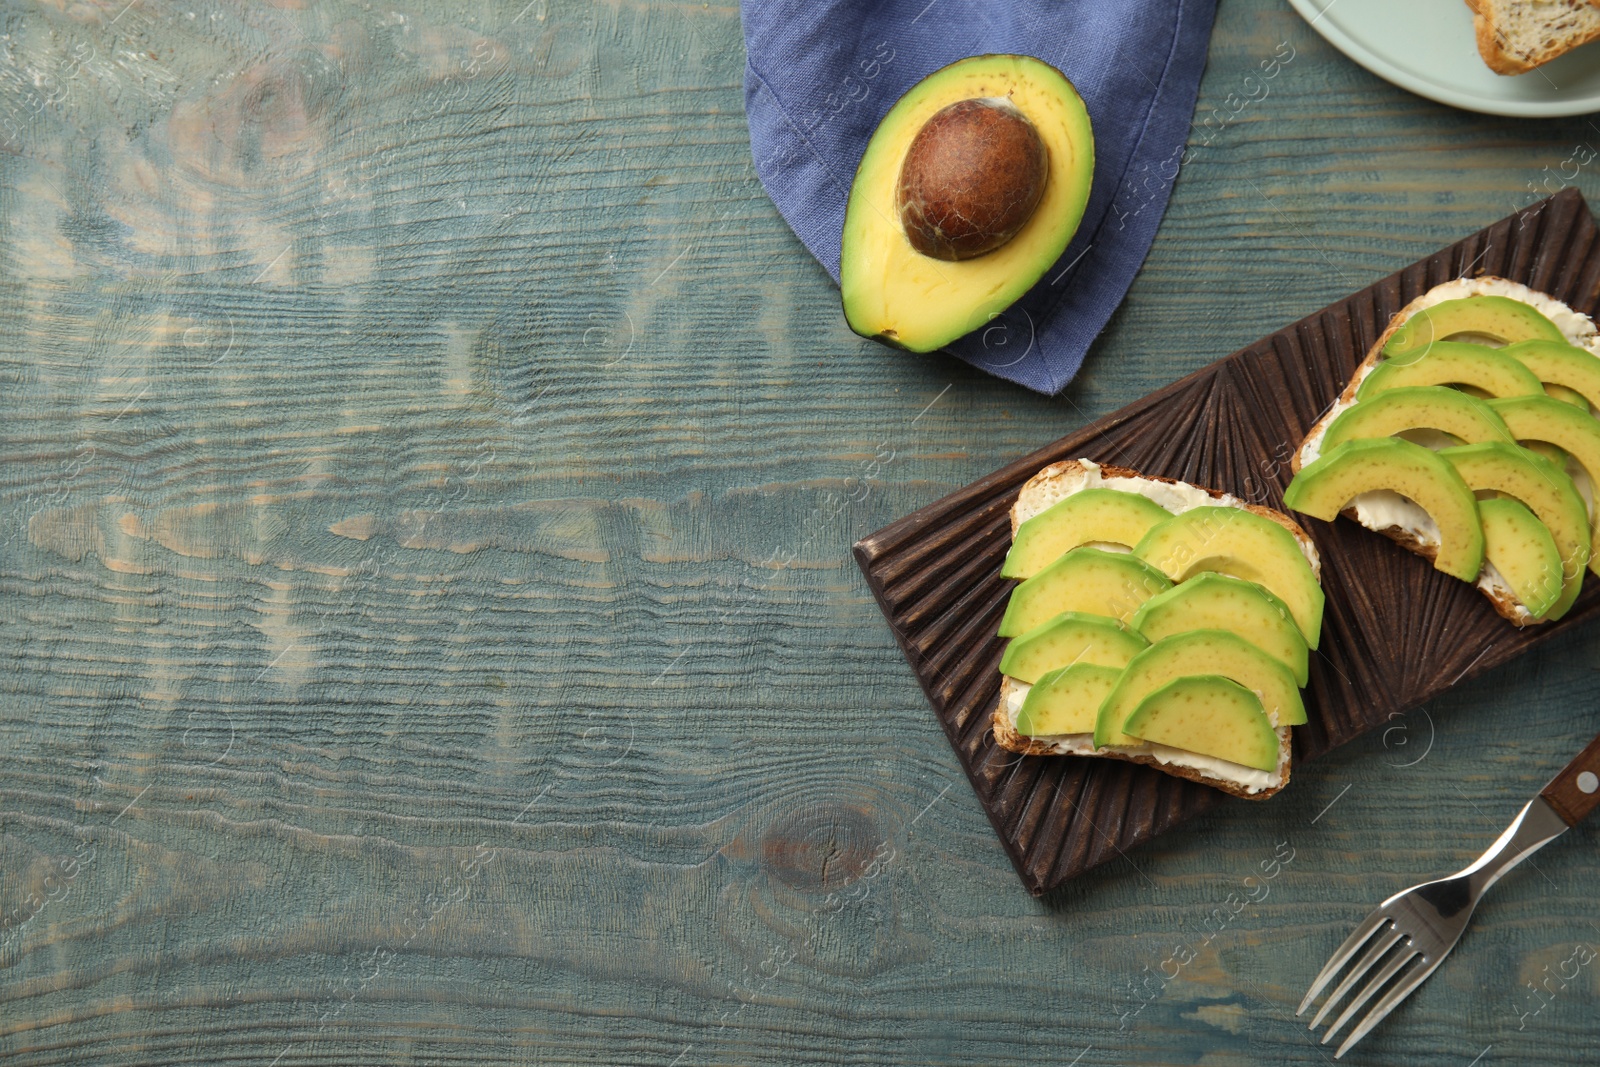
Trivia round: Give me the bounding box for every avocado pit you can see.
[896,97,1049,261]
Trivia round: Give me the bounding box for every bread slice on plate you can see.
[1465,0,1600,75]
[1291,275,1600,626]
[989,459,1321,801]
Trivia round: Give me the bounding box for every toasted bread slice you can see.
[989,459,1317,800]
[1292,276,1600,626]
[1465,0,1600,75]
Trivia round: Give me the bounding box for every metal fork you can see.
[1298,730,1600,1058]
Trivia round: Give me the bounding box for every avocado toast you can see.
[990,459,1323,801]
[1288,276,1600,627]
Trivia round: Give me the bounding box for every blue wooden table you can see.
[2,1,1598,1064]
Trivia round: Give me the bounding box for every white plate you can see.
[1288,0,1600,117]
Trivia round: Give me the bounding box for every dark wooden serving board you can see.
[854,188,1600,897]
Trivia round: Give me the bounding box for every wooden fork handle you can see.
[1540,731,1600,827]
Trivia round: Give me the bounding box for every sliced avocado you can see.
[1358,342,1545,401]
[1384,296,1565,359]
[1441,442,1590,618]
[1282,437,1483,582]
[1478,497,1564,619]
[1002,488,1172,579]
[1121,676,1279,772]
[1093,629,1305,749]
[998,610,1148,683]
[1501,339,1600,413]
[1129,573,1309,685]
[1014,663,1123,737]
[1321,386,1513,452]
[996,546,1171,637]
[840,55,1094,352]
[1132,507,1324,649]
[1546,383,1591,410]
[1488,395,1600,528]
[1523,440,1570,466]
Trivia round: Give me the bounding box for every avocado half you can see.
[840,54,1094,353]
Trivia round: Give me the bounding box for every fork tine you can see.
[1333,952,1449,1059]
[1297,909,1393,1016]
[1308,922,1405,1028]
[1321,940,1420,1047]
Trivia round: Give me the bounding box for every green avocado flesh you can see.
[1132,507,1324,649]
[1383,296,1565,358]
[1001,489,1172,579]
[1014,663,1123,737]
[1441,442,1590,618]
[1358,342,1545,401]
[1093,629,1305,749]
[1121,676,1279,772]
[1129,573,1309,685]
[1478,497,1564,619]
[1283,437,1483,582]
[1321,386,1513,452]
[1489,395,1600,526]
[1501,340,1600,413]
[997,611,1148,683]
[840,54,1094,352]
[996,547,1171,637]
[1546,384,1591,410]
[1524,440,1570,466]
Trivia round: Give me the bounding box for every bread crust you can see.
[991,676,1073,757]
[1473,4,1535,75]
[992,461,1304,799]
[1466,0,1600,75]
[1288,277,1552,628]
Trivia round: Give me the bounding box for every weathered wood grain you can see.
[2,0,1599,1064]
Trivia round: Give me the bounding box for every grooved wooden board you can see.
[855,187,1600,897]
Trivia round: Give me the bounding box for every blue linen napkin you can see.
[742,0,1218,395]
